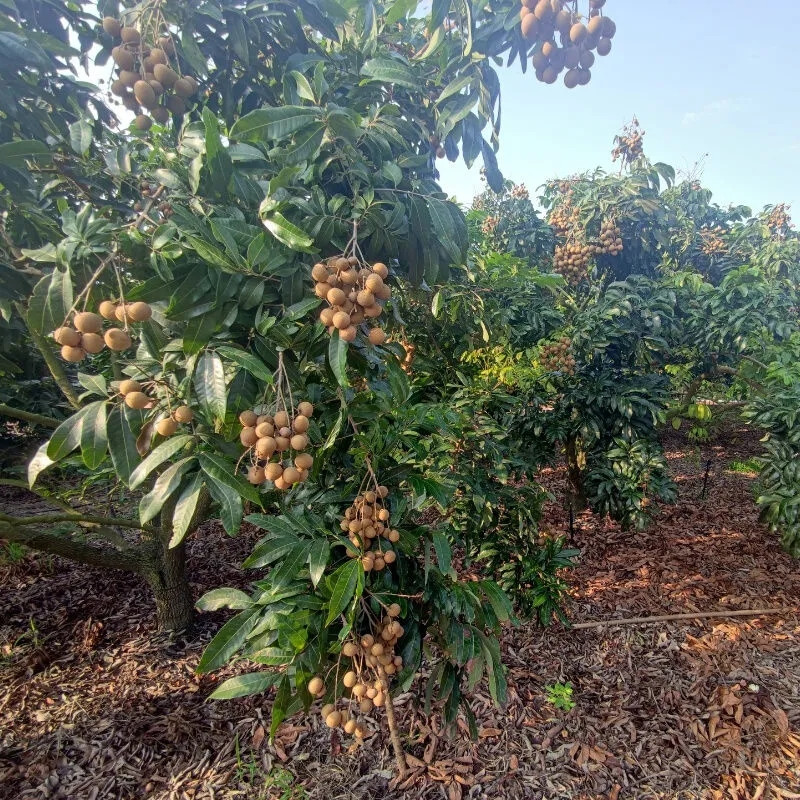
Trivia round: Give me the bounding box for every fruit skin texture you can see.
[156,417,178,436]
[61,345,85,362]
[54,327,81,347]
[104,328,132,351]
[298,401,314,418]
[173,405,194,423]
[120,26,140,44]
[99,300,118,320]
[239,410,258,427]
[308,676,324,695]
[74,312,103,333]
[124,391,150,410]
[118,379,142,395]
[135,115,152,132]
[368,327,386,346]
[127,301,152,321]
[81,332,105,354]
[102,17,121,37]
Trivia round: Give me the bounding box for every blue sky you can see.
[438,0,800,214]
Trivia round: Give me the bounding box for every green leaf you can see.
[308,538,330,587]
[230,106,322,142]
[328,330,349,387]
[204,474,244,535]
[269,542,312,587]
[199,452,262,508]
[0,140,52,169]
[196,587,253,611]
[77,372,108,397]
[260,210,315,252]
[325,559,362,626]
[360,57,417,89]
[432,531,453,577]
[28,442,55,487]
[69,119,93,155]
[194,351,227,424]
[139,457,195,525]
[46,405,91,461]
[196,606,260,674]
[128,434,195,490]
[169,471,205,548]
[27,268,73,335]
[80,401,108,470]
[216,346,274,384]
[209,671,280,700]
[202,107,233,195]
[431,290,443,318]
[106,405,140,485]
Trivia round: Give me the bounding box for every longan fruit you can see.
[166,95,186,116]
[308,675,324,695]
[275,436,290,452]
[81,332,105,354]
[73,312,103,334]
[359,699,373,713]
[238,410,257,427]
[240,427,258,447]
[118,379,142,395]
[342,641,358,657]
[173,78,195,98]
[172,406,193,423]
[119,69,139,88]
[320,307,335,326]
[326,287,346,306]
[292,415,309,434]
[341,269,359,285]
[367,327,386,346]
[388,602,401,617]
[134,114,153,132]
[274,410,289,428]
[153,63,178,88]
[370,262,387,280]
[278,425,291,438]
[133,81,156,109]
[111,46,135,71]
[388,530,400,543]
[295,452,313,470]
[283,466,301,485]
[153,417,177,437]
[321,703,335,718]
[364,304,382,319]
[356,289,375,307]
[104,328,132,351]
[373,692,385,707]
[344,719,357,735]
[521,12,539,40]
[255,436,276,458]
[332,310,351,330]
[60,345,85,362]
[298,401,314,418]
[125,391,149,410]
[596,37,612,56]
[340,325,357,343]
[127,301,152,321]
[54,326,81,347]
[255,421,274,438]
[102,17,121,37]
[265,462,283,482]
[120,26,140,44]
[343,671,357,688]
[325,711,341,728]
[98,300,117,320]
[290,434,308,451]
[384,550,396,564]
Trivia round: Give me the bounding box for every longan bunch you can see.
[548,199,579,234]
[520,0,616,88]
[312,255,391,347]
[480,215,500,235]
[612,118,645,166]
[553,240,593,285]
[116,379,194,435]
[340,484,400,573]
[699,225,727,256]
[766,203,792,237]
[101,15,198,129]
[308,602,405,740]
[239,401,315,489]
[540,337,576,375]
[510,183,530,200]
[597,218,623,256]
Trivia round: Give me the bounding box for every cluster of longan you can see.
[480,215,500,235]
[53,301,152,361]
[520,0,616,88]
[766,204,792,236]
[308,602,405,740]
[612,119,645,165]
[548,199,579,234]
[540,337,576,375]
[598,218,623,256]
[117,379,193,434]
[341,487,400,573]
[239,403,315,489]
[102,17,198,130]
[312,256,390,346]
[699,226,727,256]
[553,240,594,284]
[510,184,531,200]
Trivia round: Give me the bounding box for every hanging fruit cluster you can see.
[341,482,399,573]
[238,354,315,489]
[699,225,727,256]
[540,337,576,375]
[520,0,616,88]
[308,602,405,741]
[312,255,390,346]
[766,204,792,238]
[553,239,593,285]
[102,15,198,130]
[598,218,623,255]
[116,379,193,434]
[480,215,500,235]
[612,118,645,166]
[53,300,152,361]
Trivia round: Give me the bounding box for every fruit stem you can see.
[377,665,408,778]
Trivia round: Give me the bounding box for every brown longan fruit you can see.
[364,273,384,293]
[283,466,301,485]
[388,530,400,543]
[118,379,141,395]
[273,410,289,428]
[125,391,149,410]
[247,465,266,485]
[255,421,274,438]
[127,301,152,321]
[290,434,308,451]
[292,415,309,434]
[165,95,186,115]
[275,436,290,452]
[384,550,397,564]
[320,307,335,326]
[371,262,388,279]
[359,699,373,714]
[341,269,359,285]
[81,332,105,354]
[104,328,132,351]
[521,13,539,40]
[238,410,257,427]
[102,17,121,37]
[150,105,169,124]
[134,115,152,132]
[534,0,552,20]
[295,452,313,471]
[173,78,194,98]
[54,326,81,347]
[321,703,335,718]
[377,485,389,498]
[308,676,325,696]
[332,310,351,330]
[255,436,276,458]
[343,671,357,688]
[133,81,156,109]
[388,602,401,617]
[111,46,135,71]
[569,22,587,43]
[326,287,346,306]
[340,325,357,343]
[265,462,283,482]
[325,711,341,728]
[240,427,258,447]
[596,37,612,56]
[60,345,85,362]
[344,719,357,735]
[311,263,329,282]
[298,401,313,418]
[157,417,178,437]
[564,68,580,89]
[98,300,117,320]
[173,406,193,423]
[580,50,595,68]
[72,312,101,337]
[601,17,616,37]
[153,64,178,89]
[343,641,358,657]
[120,26,140,44]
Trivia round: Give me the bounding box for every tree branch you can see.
[0,403,60,429]
[0,511,157,531]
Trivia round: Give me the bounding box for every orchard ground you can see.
[1,425,798,800]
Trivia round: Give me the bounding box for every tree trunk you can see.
[565,435,588,511]
[142,538,194,631]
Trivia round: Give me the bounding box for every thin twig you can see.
[570,607,794,630]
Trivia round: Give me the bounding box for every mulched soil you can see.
[1,426,798,800]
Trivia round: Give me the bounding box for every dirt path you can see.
[1,429,798,800]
